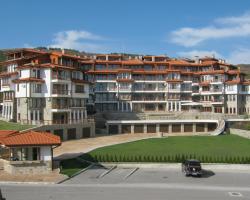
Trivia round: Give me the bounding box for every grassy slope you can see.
[89,135,250,158]
[0,120,35,131]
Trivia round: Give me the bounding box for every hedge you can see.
[91,153,250,164]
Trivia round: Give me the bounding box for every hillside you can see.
[237,64,250,79]
[0,50,6,62]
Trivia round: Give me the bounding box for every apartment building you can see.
[0,48,250,138]
[0,49,95,140]
[87,55,250,115]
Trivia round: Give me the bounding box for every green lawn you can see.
[60,135,250,176]
[89,134,250,159]
[0,120,35,131]
[60,158,91,177]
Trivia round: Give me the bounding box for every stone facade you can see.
[1,159,52,174]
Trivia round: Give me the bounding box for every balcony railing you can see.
[52,73,70,80]
[52,89,70,95]
[21,118,94,125]
[52,104,69,109]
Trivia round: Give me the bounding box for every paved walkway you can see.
[54,133,159,160]
[230,128,250,139]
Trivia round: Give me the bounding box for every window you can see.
[144,65,153,71]
[95,65,106,70]
[158,65,166,70]
[118,73,131,79]
[72,71,82,80]
[32,84,42,93]
[75,85,85,93]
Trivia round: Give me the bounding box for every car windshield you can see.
[189,161,200,166]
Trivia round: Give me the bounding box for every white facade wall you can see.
[20,69,30,78]
[40,146,52,161]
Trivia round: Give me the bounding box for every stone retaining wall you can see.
[1,159,52,174]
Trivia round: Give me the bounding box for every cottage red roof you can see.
[0,130,19,139]
[0,131,61,147]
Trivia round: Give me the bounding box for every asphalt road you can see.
[1,167,250,200]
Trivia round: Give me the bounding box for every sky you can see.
[1,0,250,64]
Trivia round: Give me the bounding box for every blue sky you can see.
[1,0,250,63]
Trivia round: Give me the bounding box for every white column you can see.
[118,124,122,134]
[131,125,134,134]
[33,110,36,122]
[69,111,71,123]
[28,110,30,121]
[2,106,5,118]
[143,124,147,134]
[77,110,80,121]
[8,106,10,119]
[181,124,184,133]
[37,110,40,121]
[81,110,84,120]
[156,124,160,133]
[10,106,12,119]
[84,110,87,118]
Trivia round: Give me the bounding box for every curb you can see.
[0,181,55,185]
[101,162,250,171]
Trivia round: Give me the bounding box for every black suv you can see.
[182,159,202,177]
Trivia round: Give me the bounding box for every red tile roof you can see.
[12,78,45,83]
[0,71,18,78]
[0,130,19,139]
[0,131,61,147]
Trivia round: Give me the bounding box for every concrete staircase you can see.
[210,120,226,136]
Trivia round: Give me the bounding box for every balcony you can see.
[51,72,71,83]
[52,89,71,96]
[52,104,69,109]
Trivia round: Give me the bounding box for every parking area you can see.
[63,164,250,188]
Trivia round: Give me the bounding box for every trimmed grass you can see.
[89,135,250,158]
[0,120,35,131]
[59,135,250,176]
[60,158,90,177]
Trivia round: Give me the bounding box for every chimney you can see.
[62,48,65,54]
[194,56,199,64]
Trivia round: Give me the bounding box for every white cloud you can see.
[49,30,105,52]
[177,50,223,59]
[171,12,250,47]
[215,12,250,25]
[227,48,250,64]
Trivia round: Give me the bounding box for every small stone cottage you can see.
[0,130,61,174]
